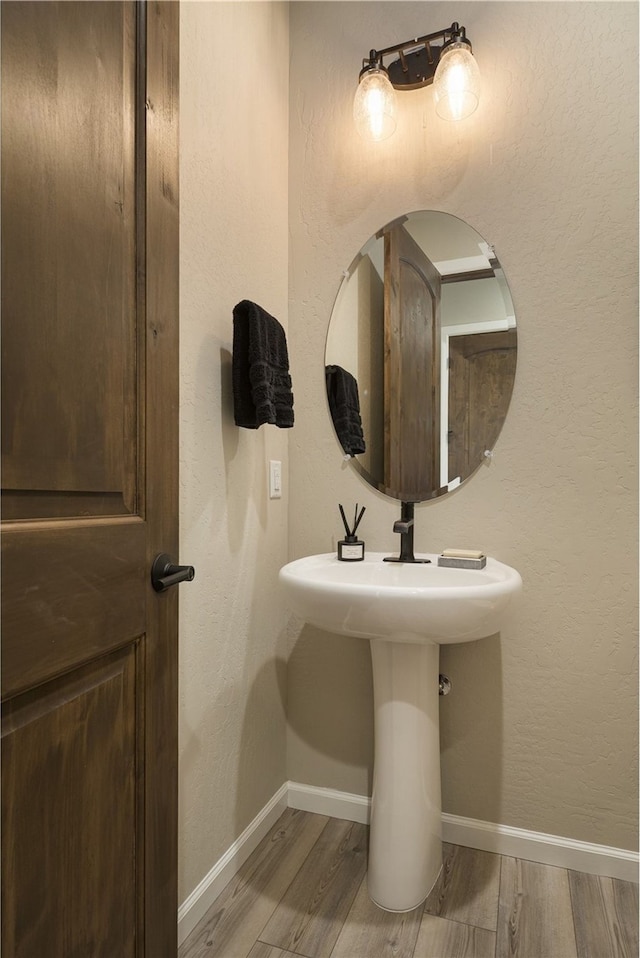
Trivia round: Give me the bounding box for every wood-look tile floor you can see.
[179,809,639,958]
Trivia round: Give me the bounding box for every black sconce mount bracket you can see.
[360,22,471,91]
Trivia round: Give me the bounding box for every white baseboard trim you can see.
[178,780,638,941]
[286,781,639,884]
[287,781,371,824]
[177,782,288,947]
[441,812,640,884]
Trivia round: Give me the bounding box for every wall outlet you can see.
[269,460,282,499]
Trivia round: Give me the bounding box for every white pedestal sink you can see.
[279,552,522,912]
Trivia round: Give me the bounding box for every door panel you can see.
[2,646,138,958]
[1,521,146,697]
[1,3,179,955]
[1,0,138,520]
[384,224,441,501]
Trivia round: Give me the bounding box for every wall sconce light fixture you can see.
[353,22,480,141]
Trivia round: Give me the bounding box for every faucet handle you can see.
[393,519,413,533]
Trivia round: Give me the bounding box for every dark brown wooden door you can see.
[1,3,179,955]
[448,330,517,482]
[384,224,441,501]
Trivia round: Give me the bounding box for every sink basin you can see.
[279,552,522,644]
[280,550,522,913]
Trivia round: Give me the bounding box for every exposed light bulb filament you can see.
[353,66,397,142]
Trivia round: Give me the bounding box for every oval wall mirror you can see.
[325,211,517,502]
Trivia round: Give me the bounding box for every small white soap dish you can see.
[438,548,486,570]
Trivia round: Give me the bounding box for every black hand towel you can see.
[233,300,294,429]
[325,364,366,456]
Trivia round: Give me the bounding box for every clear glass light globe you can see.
[433,42,480,121]
[353,67,397,142]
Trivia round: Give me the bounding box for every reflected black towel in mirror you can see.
[232,300,294,428]
[325,364,366,456]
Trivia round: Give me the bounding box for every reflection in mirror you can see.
[325,211,517,502]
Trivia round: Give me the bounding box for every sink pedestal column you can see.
[367,639,442,912]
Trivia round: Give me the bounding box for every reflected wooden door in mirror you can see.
[448,330,517,481]
[384,222,441,501]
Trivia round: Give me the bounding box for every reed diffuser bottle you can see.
[337,503,366,561]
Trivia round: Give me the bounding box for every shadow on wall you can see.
[229,625,504,874]
[235,654,288,837]
[181,337,264,539]
[285,621,505,826]
[220,344,272,540]
[287,625,375,791]
[220,345,239,459]
[440,634,504,826]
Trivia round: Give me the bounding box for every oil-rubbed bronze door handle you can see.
[151,554,195,592]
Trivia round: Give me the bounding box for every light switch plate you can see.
[269,460,282,499]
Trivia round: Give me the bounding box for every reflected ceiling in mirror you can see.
[325,211,517,502]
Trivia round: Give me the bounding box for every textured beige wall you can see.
[287,2,639,850]
[179,2,290,903]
